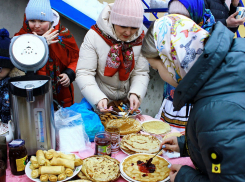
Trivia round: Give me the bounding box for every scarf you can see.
[91,24,144,81]
[154,14,210,83]
[14,14,78,100]
[169,0,215,33]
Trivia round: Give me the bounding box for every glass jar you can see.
[105,126,120,155]
[94,132,111,156]
[8,139,27,175]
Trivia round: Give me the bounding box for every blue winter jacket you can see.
[173,22,245,181]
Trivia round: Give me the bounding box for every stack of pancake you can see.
[120,133,162,155]
[106,118,142,135]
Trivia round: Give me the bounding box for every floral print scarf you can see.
[154,14,210,83]
[91,24,144,81]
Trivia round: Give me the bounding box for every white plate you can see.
[25,152,82,182]
[120,145,133,156]
[120,153,170,182]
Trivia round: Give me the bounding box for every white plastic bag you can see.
[54,107,90,153]
[150,0,169,8]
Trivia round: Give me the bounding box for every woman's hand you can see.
[162,136,180,153]
[169,164,182,182]
[33,28,59,45]
[97,98,110,113]
[129,93,140,112]
[59,73,70,87]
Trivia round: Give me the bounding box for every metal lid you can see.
[9,34,49,73]
[8,139,25,148]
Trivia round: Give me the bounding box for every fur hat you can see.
[0,28,14,69]
[25,0,53,22]
[110,0,144,28]
[168,0,190,18]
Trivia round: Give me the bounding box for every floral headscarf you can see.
[154,14,209,83]
[169,0,215,33]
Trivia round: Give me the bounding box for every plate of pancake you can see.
[120,133,163,156]
[81,155,120,182]
[120,153,170,182]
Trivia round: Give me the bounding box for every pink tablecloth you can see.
[6,115,195,182]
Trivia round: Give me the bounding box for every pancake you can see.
[142,121,171,135]
[162,132,182,141]
[82,155,120,182]
[122,154,170,182]
[106,118,141,135]
[121,133,161,154]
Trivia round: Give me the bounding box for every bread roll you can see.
[65,168,73,177]
[45,159,51,166]
[44,151,53,160]
[48,149,60,158]
[40,174,49,181]
[29,164,35,170]
[50,157,75,169]
[49,174,58,182]
[58,173,67,180]
[30,156,39,168]
[39,166,65,175]
[74,158,83,166]
[31,169,39,178]
[36,150,46,166]
[60,152,76,161]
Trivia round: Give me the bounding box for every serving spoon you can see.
[146,145,166,167]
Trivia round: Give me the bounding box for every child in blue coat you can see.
[0,28,24,123]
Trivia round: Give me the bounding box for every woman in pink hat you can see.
[76,0,149,113]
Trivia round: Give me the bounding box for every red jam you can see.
[137,160,156,174]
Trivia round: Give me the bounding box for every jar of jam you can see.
[94,132,111,156]
[8,139,27,175]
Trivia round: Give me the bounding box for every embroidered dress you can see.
[154,14,210,132]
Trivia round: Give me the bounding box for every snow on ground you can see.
[62,0,108,21]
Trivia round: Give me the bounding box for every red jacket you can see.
[15,14,79,108]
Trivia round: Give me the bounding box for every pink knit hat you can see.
[110,0,144,28]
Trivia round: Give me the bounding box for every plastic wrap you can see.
[54,108,90,152]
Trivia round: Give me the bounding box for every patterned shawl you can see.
[153,14,210,83]
[91,24,144,81]
[169,0,215,33]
